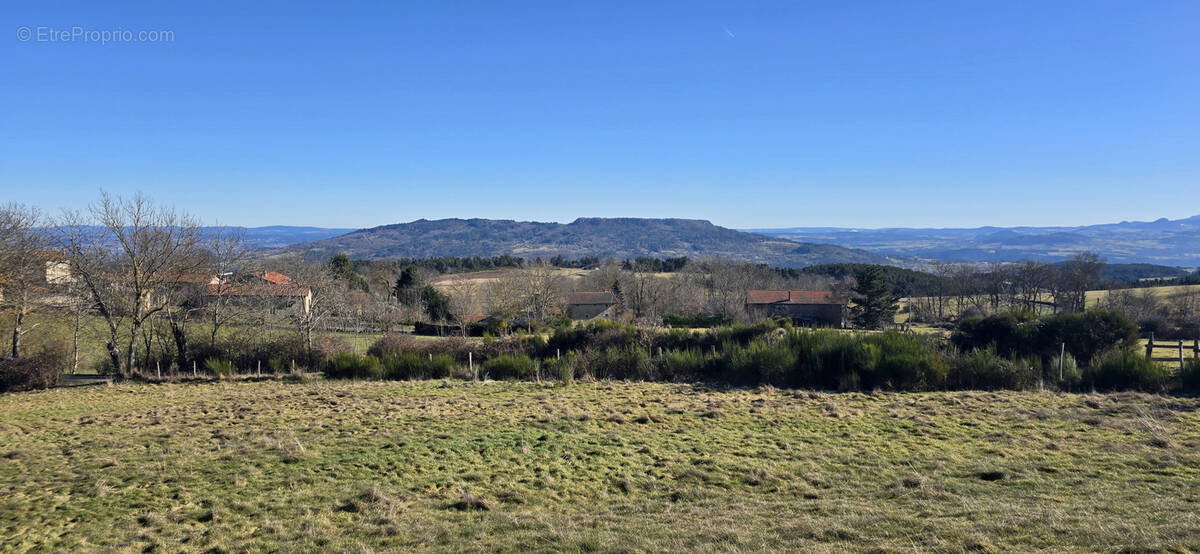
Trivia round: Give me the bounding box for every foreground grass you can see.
[1,381,1198,552]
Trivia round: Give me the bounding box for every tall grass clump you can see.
[1088,349,1170,391]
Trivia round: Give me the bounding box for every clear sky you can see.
[3,1,1198,230]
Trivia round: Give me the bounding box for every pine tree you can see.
[850,265,897,329]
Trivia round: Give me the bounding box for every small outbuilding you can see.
[745,290,846,327]
[566,291,618,320]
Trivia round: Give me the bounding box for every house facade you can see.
[745,290,845,327]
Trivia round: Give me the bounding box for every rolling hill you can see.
[283,218,907,268]
[745,215,1200,266]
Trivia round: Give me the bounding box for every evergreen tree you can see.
[393,265,420,305]
[421,285,451,322]
[850,265,897,329]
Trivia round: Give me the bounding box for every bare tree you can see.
[277,254,344,366]
[485,271,526,334]
[520,263,564,323]
[1053,252,1104,313]
[443,280,482,336]
[57,192,203,377]
[0,203,51,357]
[1008,260,1049,312]
[201,227,253,349]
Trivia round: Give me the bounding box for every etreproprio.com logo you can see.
[16,26,174,44]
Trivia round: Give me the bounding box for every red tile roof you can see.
[567,291,617,305]
[746,290,841,305]
[261,271,292,285]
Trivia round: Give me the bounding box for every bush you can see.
[870,332,949,390]
[585,346,655,380]
[0,352,61,393]
[1088,349,1170,392]
[367,333,418,359]
[1049,351,1081,387]
[483,354,535,380]
[204,358,237,378]
[658,349,708,381]
[323,352,381,380]
[951,312,1035,358]
[1036,310,1138,366]
[725,339,795,386]
[1180,358,1200,394]
[950,349,1038,390]
[542,352,578,383]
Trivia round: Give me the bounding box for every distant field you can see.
[1085,284,1200,305]
[1,380,1198,552]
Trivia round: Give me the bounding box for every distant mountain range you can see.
[230,226,356,249]
[745,215,1200,267]
[280,218,907,268]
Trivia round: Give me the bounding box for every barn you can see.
[566,291,618,320]
[745,290,846,327]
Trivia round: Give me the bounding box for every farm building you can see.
[745,290,846,327]
[567,291,618,320]
[202,272,312,315]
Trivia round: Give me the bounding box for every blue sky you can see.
[3,1,1198,229]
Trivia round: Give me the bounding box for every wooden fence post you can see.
[156,361,161,380]
[193,360,197,377]
[1180,340,1186,372]
[257,360,261,377]
[469,352,475,381]
[1145,334,1155,360]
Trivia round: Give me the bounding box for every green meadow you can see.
[2,380,1198,552]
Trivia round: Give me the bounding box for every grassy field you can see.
[2,380,1199,552]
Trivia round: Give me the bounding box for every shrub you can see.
[380,353,426,380]
[543,352,578,383]
[323,352,382,380]
[380,352,457,380]
[586,346,654,381]
[204,358,237,378]
[951,312,1035,358]
[427,354,457,379]
[658,349,707,381]
[483,354,535,380]
[870,332,950,390]
[950,349,1038,390]
[0,353,61,393]
[1180,358,1200,394]
[367,333,418,359]
[1037,310,1138,366]
[1088,349,1170,392]
[725,339,795,386]
[714,321,779,348]
[1048,351,1081,387]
